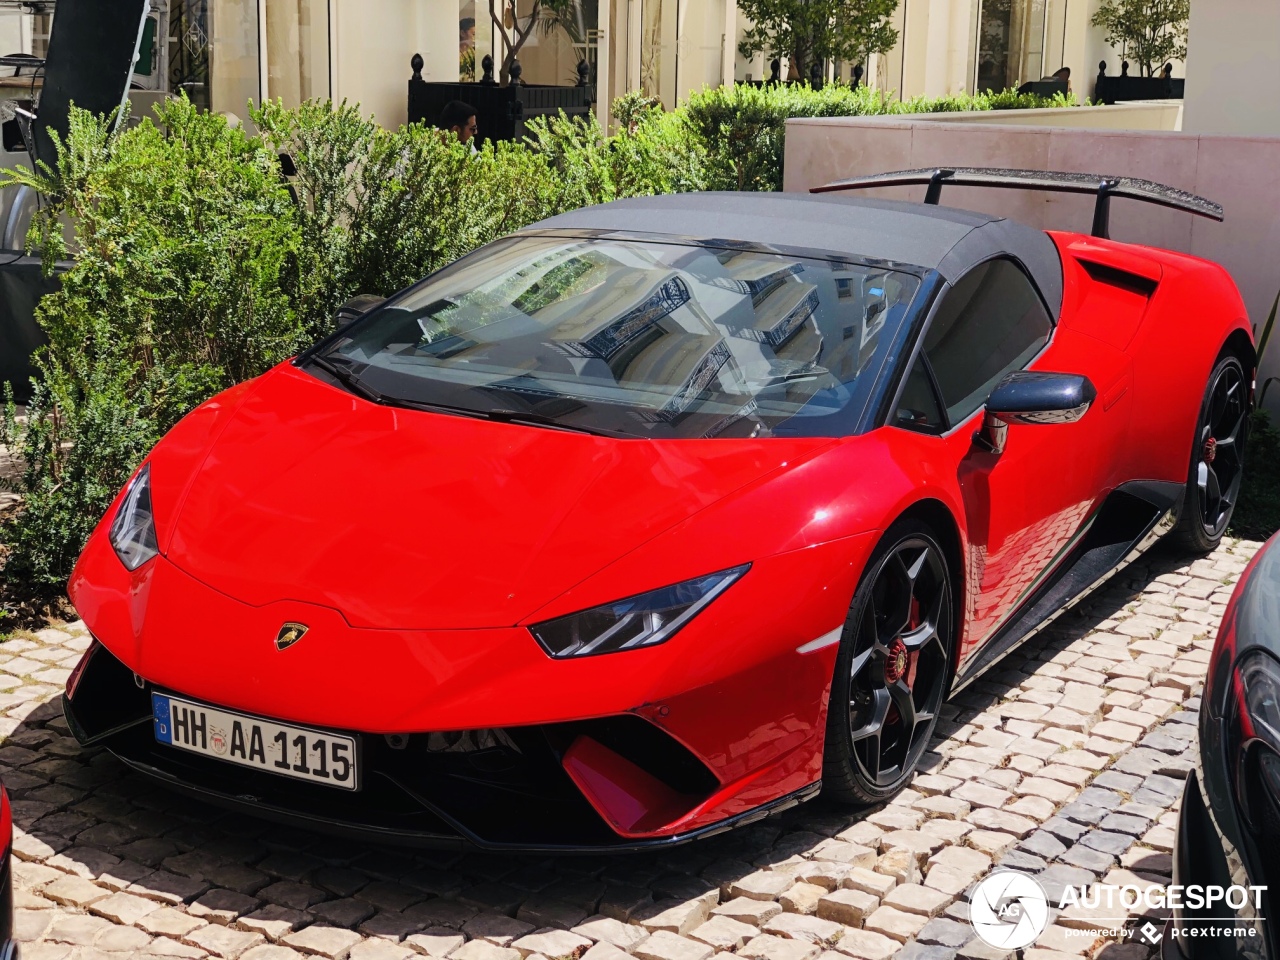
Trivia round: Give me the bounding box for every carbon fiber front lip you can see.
[108,749,820,853]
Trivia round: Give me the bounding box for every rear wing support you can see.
[812,167,1224,240]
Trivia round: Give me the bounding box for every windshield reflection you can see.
[314,237,922,440]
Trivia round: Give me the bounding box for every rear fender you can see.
[1124,262,1251,484]
[1051,232,1252,485]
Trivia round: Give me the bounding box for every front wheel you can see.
[1174,350,1249,553]
[822,519,955,806]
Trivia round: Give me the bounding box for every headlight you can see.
[530,564,750,659]
[108,464,158,571]
[1236,651,1280,830]
[1240,651,1280,746]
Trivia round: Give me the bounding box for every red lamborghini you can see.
[64,169,1253,851]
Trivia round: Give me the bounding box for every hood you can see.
[163,365,833,629]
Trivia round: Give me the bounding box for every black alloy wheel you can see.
[824,518,954,804]
[1177,351,1249,553]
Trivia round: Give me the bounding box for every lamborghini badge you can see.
[275,623,309,651]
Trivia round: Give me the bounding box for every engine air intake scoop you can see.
[811,167,1224,240]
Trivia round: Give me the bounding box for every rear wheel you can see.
[1175,350,1249,553]
[823,519,955,805]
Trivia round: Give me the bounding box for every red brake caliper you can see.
[1204,437,1217,463]
[884,596,921,715]
[884,638,909,684]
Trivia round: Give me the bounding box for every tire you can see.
[823,518,956,806]
[1174,349,1250,553]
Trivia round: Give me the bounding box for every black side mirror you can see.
[334,294,387,326]
[974,371,1097,454]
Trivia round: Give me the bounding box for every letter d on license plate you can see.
[153,693,360,791]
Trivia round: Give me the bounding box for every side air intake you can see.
[1078,258,1159,298]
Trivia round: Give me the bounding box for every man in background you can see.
[439,100,478,148]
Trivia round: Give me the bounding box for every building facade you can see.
[857,0,1186,103]
[0,0,1187,132]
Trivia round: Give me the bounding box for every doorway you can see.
[974,0,1046,93]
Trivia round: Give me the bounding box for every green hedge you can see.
[680,83,1074,191]
[0,86,1074,591]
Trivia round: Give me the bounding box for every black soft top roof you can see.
[529,192,1064,318]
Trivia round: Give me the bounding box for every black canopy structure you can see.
[29,0,150,170]
[1,0,148,401]
[812,167,1224,240]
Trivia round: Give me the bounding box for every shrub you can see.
[252,99,564,341]
[1,100,303,587]
[526,101,706,200]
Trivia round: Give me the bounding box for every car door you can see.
[894,257,1119,665]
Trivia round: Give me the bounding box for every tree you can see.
[1090,0,1190,78]
[491,0,597,84]
[489,0,543,83]
[736,0,898,83]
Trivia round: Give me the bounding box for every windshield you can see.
[312,235,922,439]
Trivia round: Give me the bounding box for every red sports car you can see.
[64,169,1253,851]
[0,785,14,959]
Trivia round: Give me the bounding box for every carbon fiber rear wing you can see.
[811,167,1223,239]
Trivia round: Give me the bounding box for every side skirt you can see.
[951,479,1182,693]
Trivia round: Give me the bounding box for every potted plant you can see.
[1090,0,1189,103]
[735,0,898,87]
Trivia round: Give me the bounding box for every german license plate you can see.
[152,693,359,791]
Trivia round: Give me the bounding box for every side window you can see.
[895,356,945,433]
[923,259,1053,425]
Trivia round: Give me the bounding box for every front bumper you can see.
[65,639,821,852]
[67,528,872,849]
[1164,771,1270,960]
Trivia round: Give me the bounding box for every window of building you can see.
[976,0,1047,93]
[516,0,598,88]
[265,0,330,105]
[206,0,257,116]
[190,0,331,118]
[922,258,1052,425]
[639,0,724,107]
[0,6,51,64]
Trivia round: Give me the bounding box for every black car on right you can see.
[1167,532,1280,960]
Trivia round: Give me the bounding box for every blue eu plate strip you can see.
[152,692,173,744]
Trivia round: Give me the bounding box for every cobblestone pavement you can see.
[2,538,1262,960]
